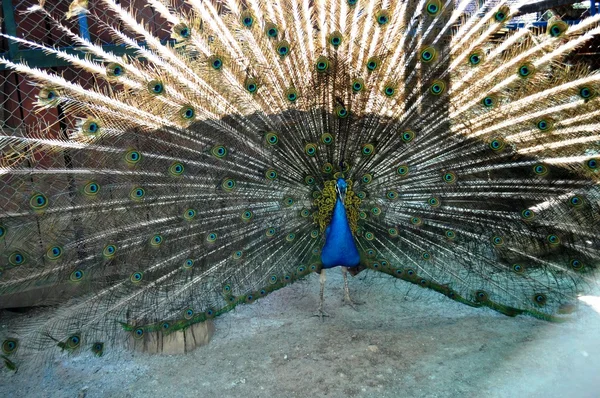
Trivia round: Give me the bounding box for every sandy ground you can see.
[1,269,599,398]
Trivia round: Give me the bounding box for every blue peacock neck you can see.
[320,178,361,269]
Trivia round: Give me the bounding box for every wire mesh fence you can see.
[1,0,599,133]
[1,0,178,133]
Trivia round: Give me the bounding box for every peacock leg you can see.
[341,267,361,310]
[314,269,329,320]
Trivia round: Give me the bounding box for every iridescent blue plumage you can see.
[320,179,360,269]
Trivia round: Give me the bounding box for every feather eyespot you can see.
[70,269,84,281]
[401,130,415,142]
[521,209,535,220]
[361,144,375,156]
[375,10,390,26]
[265,132,279,146]
[8,251,26,266]
[548,21,568,37]
[222,177,236,191]
[547,234,560,245]
[569,196,583,207]
[383,84,396,97]
[240,11,255,28]
[106,62,125,78]
[103,244,116,258]
[335,105,349,118]
[244,78,259,94]
[493,6,510,23]
[129,187,145,200]
[475,290,489,302]
[147,79,164,95]
[512,264,525,274]
[533,294,547,306]
[570,259,584,271]
[179,105,195,121]
[468,49,484,66]
[150,234,163,246]
[491,236,504,246]
[420,46,437,63]
[517,63,535,78]
[66,335,81,349]
[84,181,100,196]
[125,150,141,165]
[304,143,317,156]
[329,31,343,48]
[533,164,548,176]
[366,56,381,72]
[2,339,19,355]
[321,133,333,145]
[396,165,409,176]
[211,145,227,158]
[47,246,63,260]
[443,172,456,183]
[429,80,446,95]
[489,138,505,151]
[276,40,290,57]
[351,78,365,93]
[130,272,143,283]
[133,328,144,339]
[265,22,279,38]
[30,193,48,210]
[315,56,330,73]
[266,169,278,180]
[241,210,254,221]
[322,163,334,174]
[425,0,442,16]
[184,209,196,220]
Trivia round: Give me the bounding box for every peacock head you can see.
[336,178,347,201]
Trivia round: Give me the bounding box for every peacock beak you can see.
[336,177,347,204]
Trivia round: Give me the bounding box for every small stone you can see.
[368,345,379,353]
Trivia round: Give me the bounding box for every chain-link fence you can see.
[1,0,599,133]
[1,0,178,133]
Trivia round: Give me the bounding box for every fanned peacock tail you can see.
[1,0,600,371]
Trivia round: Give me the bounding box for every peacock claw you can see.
[342,296,363,311]
[313,309,330,321]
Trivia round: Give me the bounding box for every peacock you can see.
[1,0,600,372]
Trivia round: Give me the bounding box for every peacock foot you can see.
[342,294,364,310]
[313,309,330,321]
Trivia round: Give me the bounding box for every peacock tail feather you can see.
[1,0,599,370]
